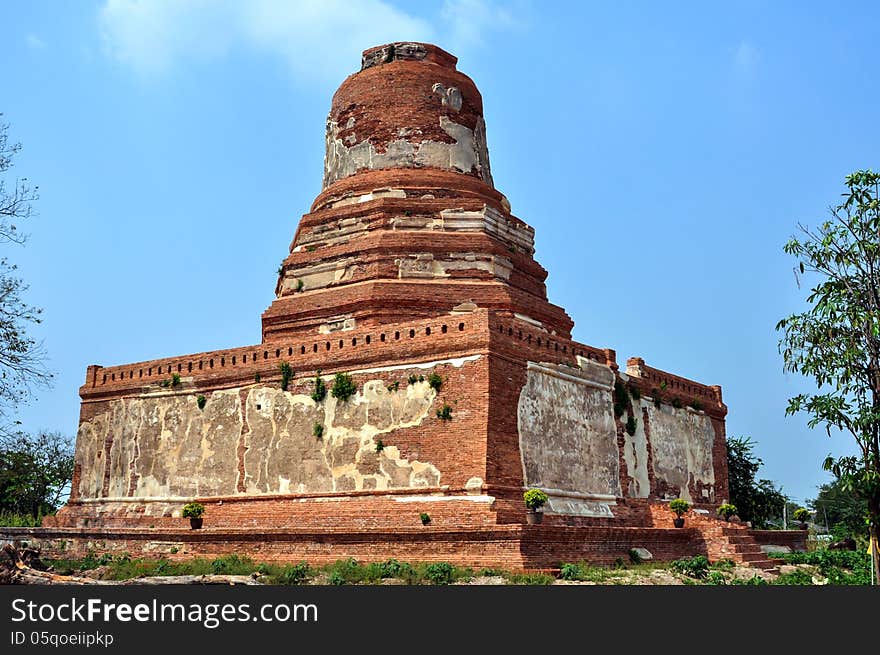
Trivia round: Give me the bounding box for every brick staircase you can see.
[706,526,779,572]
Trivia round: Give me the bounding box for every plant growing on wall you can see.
[420,512,431,525]
[613,379,628,418]
[331,372,357,402]
[625,415,637,436]
[427,372,443,391]
[311,370,326,402]
[375,439,384,453]
[690,399,703,411]
[295,278,304,292]
[387,381,399,392]
[436,405,452,420]
[161,373,182,389]
[254,373,261,383]
[671,397,683,409]
[196,395,207,410]
[312,422,324,439]
[279,362,292,391]
[629,385,641,400]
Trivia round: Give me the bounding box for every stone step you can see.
[735,551,771,563]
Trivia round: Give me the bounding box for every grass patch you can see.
[0,511,47,527]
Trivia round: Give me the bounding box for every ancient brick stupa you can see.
[36,43,799,569]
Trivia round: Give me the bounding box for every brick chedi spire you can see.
[37,42,759,573]
[262,42,573,341]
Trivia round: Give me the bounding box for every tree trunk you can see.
[871,516,880,586]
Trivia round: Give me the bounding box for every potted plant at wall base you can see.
[669,498,690,528]
[523,489,549,525]
[182,502,205,530]
[717,503,738,522]
[793,507,810,530]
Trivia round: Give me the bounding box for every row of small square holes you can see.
[494,322,599,360]
[101,321,467,384]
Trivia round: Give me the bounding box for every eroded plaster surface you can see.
[517,361,621,500]
[75,380,442,500]
[644,402,715,502]
[323,115,492,188]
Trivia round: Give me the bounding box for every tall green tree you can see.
[776,169,880,585]
[726,435,788,528]
[810,477,868,541]
[0,115,50,433]
[0,431,73,519]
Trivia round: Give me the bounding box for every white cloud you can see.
[440,0,521,52]
[98,0,520,81]
[25,33,47,49]
[732,41,760,77]
[99,0,432,81]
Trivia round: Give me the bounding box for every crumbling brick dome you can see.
[323,42,493,189]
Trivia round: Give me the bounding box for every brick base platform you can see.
[0,524,807,571]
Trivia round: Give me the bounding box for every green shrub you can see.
[408,374,419,385]
[331,372,357,402]
[436,405,452,420]
[508,573,554,585]
[629,385,641,400]
[378,559,412,579]
[325,558,363,585]
[272,562,311,585]
[717,503,737,519]
[523,488,549,510]
[427,372,443,391]
[181,502,204,519]
[210,554,254,575]
[196,395,207,410]
[671,397,683,409]
[295,278,304,292]
[669,498,690,517]
[670,555,709,579]
[559,562,579,580]
[387,381,399,392]
[254,373,261,383]
[312,422,324,439]
[375,439,384,453]
[424,562,455,585]
[732,575,768,585]
[311,371,326,402]
[690,399,703,411]
[793,508,811,523]
[0,511,45,527]
[420,512,431,525]
[628,548,643,564]
[625,415,637,436]
[773,568,815,585]
[279,362,292,391]
[705,571,728,585]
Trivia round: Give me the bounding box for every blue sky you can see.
[4,1,879,506]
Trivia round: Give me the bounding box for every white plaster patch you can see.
[545,497,615,518]
[647,403,716,503]
[624,399,651,498]
[518,361,621,501]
